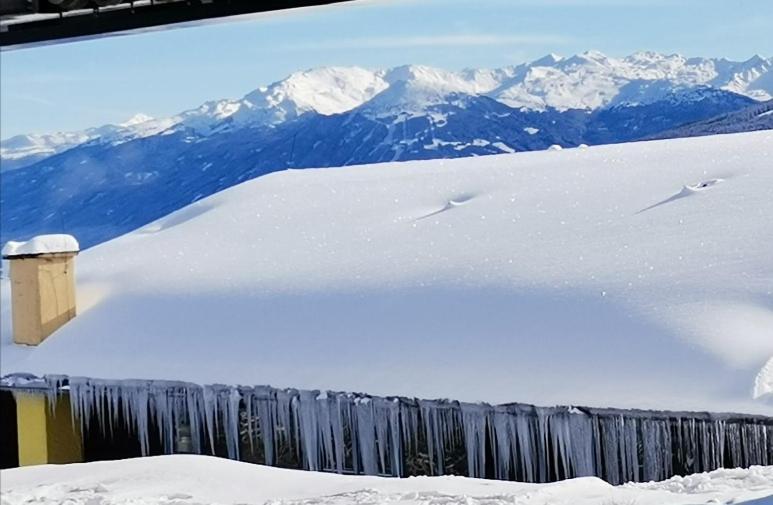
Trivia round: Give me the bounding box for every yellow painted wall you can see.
[10,253,77,346]
[15,394,47,466]
[15,393,82,466]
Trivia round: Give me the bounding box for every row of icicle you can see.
[40,375,773,485]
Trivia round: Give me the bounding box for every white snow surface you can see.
[1,234,79,258]
[1,456,772,505]
[2,132,773,415]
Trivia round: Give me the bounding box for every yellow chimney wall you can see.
[9,253,77,346]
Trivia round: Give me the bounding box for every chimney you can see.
[2,234,79,346]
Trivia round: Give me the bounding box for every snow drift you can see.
[1,455,772,505]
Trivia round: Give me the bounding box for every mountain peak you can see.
[384,65,456,85]
[579,49,609,60]
[560,50,614,68]
[119,113,154,127]
[242,66,387,121]
[744,54,768,66]
[531,53,563,66]
[627,50,672,61]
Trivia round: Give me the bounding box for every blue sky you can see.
[1,0,772,138]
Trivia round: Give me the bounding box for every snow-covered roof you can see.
[1,132,772,415]
[1,234,79,258]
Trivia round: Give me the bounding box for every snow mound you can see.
[2,234,79,258]
[1,455,772,505]
[626,466,773,496]
[755,357,773,399]
[1,132,772,415]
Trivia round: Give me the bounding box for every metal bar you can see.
[1,0,355,48]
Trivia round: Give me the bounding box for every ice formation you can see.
[31,376,773,485]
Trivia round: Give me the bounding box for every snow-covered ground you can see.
[1,455,772,505]
[1,131,773,415]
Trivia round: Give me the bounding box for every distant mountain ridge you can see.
[648,99,773,139]
[1,51,772,249]
[0,113,177,171]
[3,51,771,170]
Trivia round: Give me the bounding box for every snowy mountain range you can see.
[1,51,772,248]
[0,113,176,172]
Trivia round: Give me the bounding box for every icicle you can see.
[297,389,321,471]
[240,387,254,455]
[373,398,390,474]
[354,397,379,475]
[253,386,276,466]
[461,402,489,478]
[202,385,217,454]
[419,399,451,475]
[185,385,203,454]
[514,405,536,483]
[330,393,347,473]
[43,374,67,415]
[275,389,294,455]
[387,399,403,476]
[224,386,241,460]
[534,407,551,483]
[567,408,596,478]
[29,374,771,485]
[491,407,513,480]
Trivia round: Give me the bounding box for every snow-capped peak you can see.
[119,113,154,127]
[577,49,612,63]
[492,50,772,111]
[531,53,563,66]
[242,66,388,122]
[384,64,467,89]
